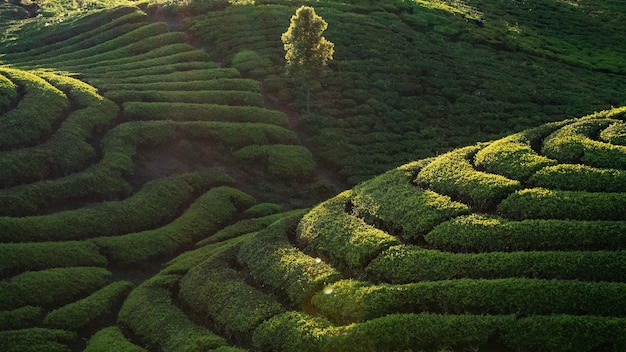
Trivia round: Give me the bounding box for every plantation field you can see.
[1,0,625,351]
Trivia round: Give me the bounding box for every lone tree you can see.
[281,6,334,113]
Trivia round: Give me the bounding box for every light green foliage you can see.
[600,120,626,145]
[351,167,470,241]
[282,6,334,79]
[297,191,400,273]
[0,72,17,110]
[426,214,626,252]
[238,211,341,307]
[235,144,316,180]
[43,281,134,330]
[366,245,626,284]
[417,144,521,211]
[0,267,111,310]
[85,327,147,352]
[118,273,227,352]
[179,252,284,339]
[528,163,626,192]
[498,188,626,221]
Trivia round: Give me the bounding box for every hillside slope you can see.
[1,0,626,351]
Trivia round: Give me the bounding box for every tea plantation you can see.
[1,0,625,351]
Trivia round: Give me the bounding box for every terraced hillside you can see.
[1,1,626,351]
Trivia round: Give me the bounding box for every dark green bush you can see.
[426,214,626,252]
[107,89,264,107]
[43,281,134,331]
[179,253,284,340]
[501,315,626,352]
[0,68,69,148]
[235,144,316,180]
[122,102,289,127]
[118,273,227,352]
[0,306,43,330]
[0,241,108,278]
[0,328,76,352]
[75,49,211,74]
[245,203,284,217]
[85,326,147,352]
[98,78,259,93]
[238,211,342,307]
[324,313,509,352]
[351,167,470,241]
[528,163,626,192]
[312,278,626,324]
[0,267,111,310]
[498,188,626,221]
[91,186,255,266]
[417,144,521,211]
[297,191,400,274]
[90,68,240,85]
[366,245,626,284]
[0,71,17,111]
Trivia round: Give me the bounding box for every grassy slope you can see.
[0,0,625,351]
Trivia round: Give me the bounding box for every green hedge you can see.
[0,172,233,242]
[91,186,255,267]
[118,273,227,352]
[500,315,626,352]
[179,252,284,340]
[350,167,470,241]
[198,210,298,246]
[0,72,117,187]
[528,163,626,192]
[88,68,240,85]
[88,61,219,79]
[3,10,147,62]
[0,328,77,352]
[0,241,108,278]
[365,245,626,284]
[252,311,341,352]
[297,191,400,274]
[473,128,558,181]
[324,313,509,352]
[238,211,342,308]
[235,144,316,180]
[0,267,111,310]
[107,89,264,107]
[0,306,43,330]
[122,102,289,127]
[16,22,172,67]
[98,78,260,93]
[600,121,626,145]
[312,278,626,324]
[498,188,626,221]
[416,144,521,211]
[0,68,69,148]
[85,326,147,352]
[542,119,626,169]
[0,71,17,111]
[425,214,626,252]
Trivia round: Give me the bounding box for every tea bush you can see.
[85,326,147,352]
[43,281,134,331]
[426,214,626,252]
[528,164,626,192]
[0,328,77,352]
[366,245,626,284]
[498,188,626,221]
[0,306,43,330]
[297,191,400,273]
[350,167,470,241]
[235,144,316,180]
[416,144,521,211]
[0,267,111,310]
[238,211,341,307]
[107,89,264,107]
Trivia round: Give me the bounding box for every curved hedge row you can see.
[107,89,264,107]
[0,68,68,148]
[297,191,400,274]
[365,245,626,284]
[235,144,316,180]
[0,328,77,352]
[85,326,147,352]
[416,144,521,211]
[528,163,626,192]
[426,214,626,252]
